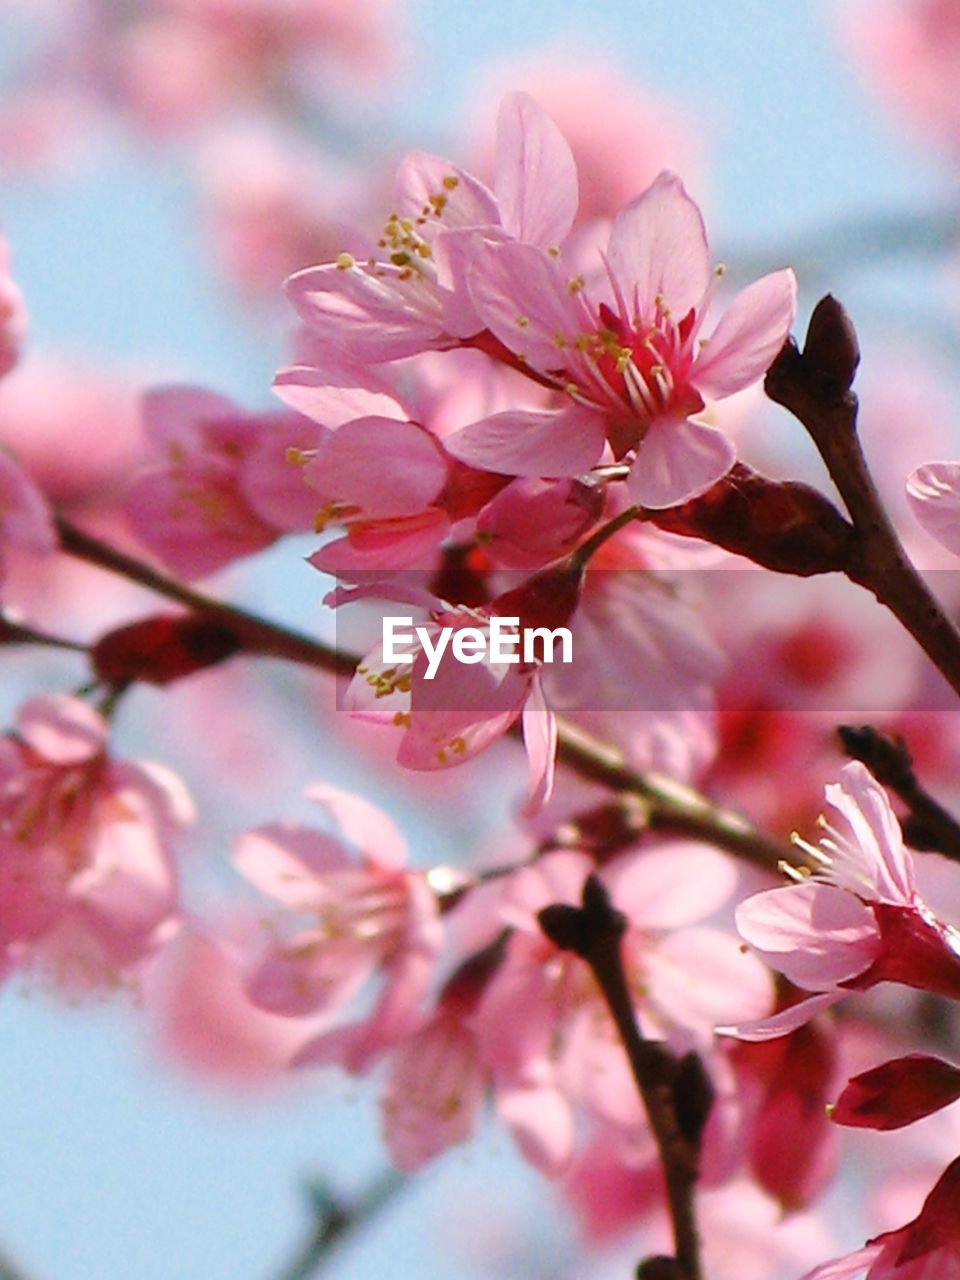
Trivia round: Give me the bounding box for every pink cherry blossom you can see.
[448,171,795,508]
[472,844,771,1173]
[726,762,960,1041]
[336,572,579,811]
[235,784,447,1074]
[0,693,189,990]
[286,92,578,362]
[126,385,320,578]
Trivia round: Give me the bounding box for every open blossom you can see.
[0,693,189,989]
[336,570,583,811]
[235,785,448,1074]
[126,385,319,578]
[286,92,578,361]
[447,171,796,508]
[725,762,960,1041]
[800,1155,960,1280]
[472,845,771,1173]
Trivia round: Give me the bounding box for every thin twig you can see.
[766,297,960,702]
[540,877,709,1280]
[55,517,803,874]
[272,1170,406,1280]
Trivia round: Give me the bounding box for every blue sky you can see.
[0,2,955,1277]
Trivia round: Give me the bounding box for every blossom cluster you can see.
[6,25,960,1280]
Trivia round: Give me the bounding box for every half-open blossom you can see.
[725,762,960,1041]
[0,693,189,989]
[799,1155,960,1280]
[448,171,796,508]
[286,92,578,362]
[235,785,447,1074]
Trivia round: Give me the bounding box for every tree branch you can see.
[766,296,960,702]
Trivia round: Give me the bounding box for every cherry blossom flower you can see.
[286,92,578,362]
[448,171,796,508]
[336,570,581,811]
[235,785,448,1074]
[126,385,320,578]
[725,762,960,1041]
[472,845,771,1173]
[799,1155,960,1280]
[0,693,189,990]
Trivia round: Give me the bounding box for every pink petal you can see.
[393,152,500,230]
[304,416,447,516]
[645,927,773,1035]
[286,264,445,361]
[798,1244,885,1280]
[605,172,710,321]
[446,404,605,478]
[468,239,588,372]
[736,882,879,989]
[272,364,407,427]
[718,991,843,1042]
[498,850,594,932]
[907,461,960,556]
[495,92,578,248]
[309,511,449,577]
[520,675,557,814]
[0,451,56,555]
[142,385,238,453]
[606,842,737,929]
[497,1084,575,1175]
[628,416,735,509]
[304,784,407,870]
[16,693,106,764]
[693,269,797,399]
[232,824,352,907]
[826,761,915,904]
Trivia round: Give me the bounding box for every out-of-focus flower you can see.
[0,449,56,585]
[125,385,320,578]
[0,693,189,992]
[236,784,447,1074]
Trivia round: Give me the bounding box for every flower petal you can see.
[628,416,735,509]
[693,269,797,399]
[605,171,710,321]
[907,461,960,557]
[446,404,605,478]
[495,92,578,249]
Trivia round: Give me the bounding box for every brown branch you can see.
[839,724,960,862]
[55,517,803,875]
[765,296,960,701]
[540,877,710,1280]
